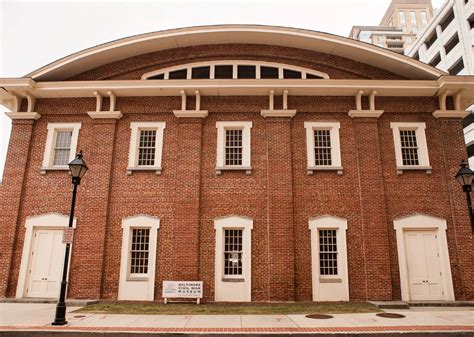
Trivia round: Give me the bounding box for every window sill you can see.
[397,166,432,175]
[222,278,245,282]
[126,276,149,282]
[127,166,162,175]
[216,166,252,175]
[307,166,343,176]
[319,277,342,284]
[40,166,70,175]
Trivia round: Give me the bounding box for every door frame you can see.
[16,213,76,298]
[393,214,454,301]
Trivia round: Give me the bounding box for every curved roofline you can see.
[26,24,446,81]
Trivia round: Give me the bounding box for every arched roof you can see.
[27,25,445,81]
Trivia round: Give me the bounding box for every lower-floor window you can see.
[130,228,150,275]
[224,229,243,276]
[319,229,338,276]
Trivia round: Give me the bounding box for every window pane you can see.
[444,33,459,55]
[319,229,338,276]
[130,228,150,274]
[306,73,323,79]
[53,131,72,166]
[449,58,464,75]
[440,9,455,31]
[400,130,420,166]
[314,129,332,166]
[224,229,243,276]
[237,65,256,79]
[225,129,243,166]
[192,66,210,79]
[214,65,233,79]
[260,66,279,79]
[138,130,157,166]
[148,73,164,80]
[283,69,302,79]
[169,69,187,79]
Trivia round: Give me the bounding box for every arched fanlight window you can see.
[142,61,329,80]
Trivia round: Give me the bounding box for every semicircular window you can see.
[142,61,329,80]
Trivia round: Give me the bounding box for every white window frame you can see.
[41,123,81,174]
[216,121,252,175]
[304,122,342,175]
[141,60,330,80]
[127,122,166,175]
[309,215,349,301]
[214,215,253,302]
[390,122,431,174]
[118,215,160,301]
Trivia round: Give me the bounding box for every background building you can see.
[350,0,434,54]
[407,0,474,165]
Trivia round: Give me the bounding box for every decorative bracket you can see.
[87,90,122,119]
[4,92,41,120]
[433,90,468,118]
[348,90,384,118]
[260,89,297,118]
[173,90,208,118]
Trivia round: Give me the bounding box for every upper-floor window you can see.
[304,122,342,175]
[127,122,166,175]
[444,33,460,55]
[421,11,428,25]
[440,9,455,32]
[142,61,329,80]
[410,11,417,32]
[468,13,474,30]
[429,53,441,67]
[41,123,81,174]
[399,11,406,25]
[425,31,438,50]
[216,121,252,175]
[391,122,431,174]
[449,57,464,75]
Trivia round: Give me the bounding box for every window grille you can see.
[400,130,419,166]
[130,228,150,274]
[224,229,243,276]
[138,130,157,166]
[319,229,338,276]
[53,131,72,166]
[314,129,332,166]
[225,129,243,166]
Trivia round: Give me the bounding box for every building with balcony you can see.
[0,25,473,303]
[350,0,434,54]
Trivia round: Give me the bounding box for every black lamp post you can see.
[455,159,474,234]
[52,150,88,326]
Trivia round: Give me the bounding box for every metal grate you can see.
[225,129,243,166]
[319,229,338,276]
[130,228,150,274]
[314,129,332,166]
[53,131,72,166]
[138,130,157,166]
[224,229,243,276]
[400,130,419,166]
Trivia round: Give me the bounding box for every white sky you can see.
[0,0,445,179]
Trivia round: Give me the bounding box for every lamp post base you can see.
[52,302,68,326]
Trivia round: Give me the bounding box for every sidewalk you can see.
[1,302,473,335]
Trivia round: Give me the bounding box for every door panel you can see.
[27,230,64,298]
[404,230,443,301]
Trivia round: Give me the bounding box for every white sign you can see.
[162,281,203,300]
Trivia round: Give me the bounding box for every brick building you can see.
[0,25,473,303]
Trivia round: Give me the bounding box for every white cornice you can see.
[432,110,469,119]
[22,25,444,81]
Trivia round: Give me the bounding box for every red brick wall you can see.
[1,45,472,302]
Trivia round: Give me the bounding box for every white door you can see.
[404,230,444,301]
[27,230,65,298]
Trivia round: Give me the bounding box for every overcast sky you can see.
[0,0,445,178]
